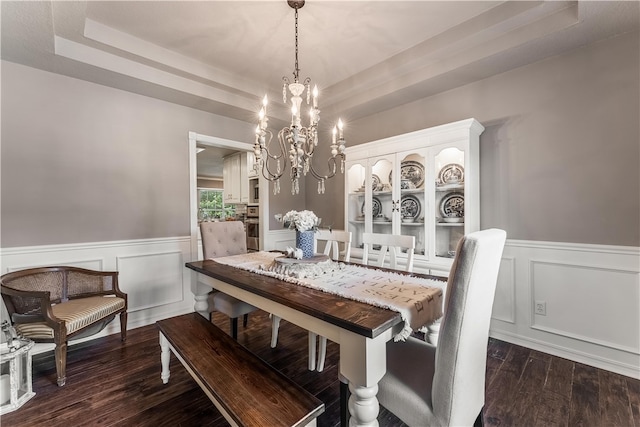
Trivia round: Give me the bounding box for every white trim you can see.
[490,330,640,380]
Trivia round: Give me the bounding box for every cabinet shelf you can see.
[437,222,465,227]
[436,184,464,192]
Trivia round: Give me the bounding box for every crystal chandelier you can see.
[253,0,346,195]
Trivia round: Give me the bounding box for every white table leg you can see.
[348,384,379,427]
[339,330,391,427]
[159,332,171,384]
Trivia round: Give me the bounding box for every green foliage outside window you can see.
[199,190,234,220]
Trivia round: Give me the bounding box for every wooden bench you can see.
[157,313,324,427]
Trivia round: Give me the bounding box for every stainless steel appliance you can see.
[245,207,259,251]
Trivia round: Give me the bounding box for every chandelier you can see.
[253,0,346,195]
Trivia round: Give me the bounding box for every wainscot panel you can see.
[0,237,194,355]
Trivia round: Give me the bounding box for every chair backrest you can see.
[314,229,352,262]
[361,232,415,272]
[200,221,247,258]
[432,228,506,426]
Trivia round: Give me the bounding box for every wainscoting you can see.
[492,240,639,379]
[2,234,638,378]
[0,236,194,355]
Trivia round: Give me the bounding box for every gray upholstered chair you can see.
[361,232,415,272]
[270,229,352,372]
[200,221,257,339]
[375,228,507,427]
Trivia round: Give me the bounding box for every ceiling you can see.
[2,1,638,177]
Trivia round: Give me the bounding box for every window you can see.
[198,189,234,221]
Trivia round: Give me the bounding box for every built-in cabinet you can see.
[223,152,255,204]
[344,118,484,274]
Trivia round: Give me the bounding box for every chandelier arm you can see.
[307,154,344,181]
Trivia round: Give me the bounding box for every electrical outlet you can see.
[535,301,546,316]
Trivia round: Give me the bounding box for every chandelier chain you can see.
[294,7,299,81]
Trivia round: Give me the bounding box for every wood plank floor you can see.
[3,310,638,427]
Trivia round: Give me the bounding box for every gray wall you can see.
[1,61,254,247]
[323,31,639,246]
[2,31,638,248]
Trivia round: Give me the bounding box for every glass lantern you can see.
[1,336,35,414]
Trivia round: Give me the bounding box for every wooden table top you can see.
[186,259,419,339]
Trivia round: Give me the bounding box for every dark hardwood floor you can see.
[3,310,638,426]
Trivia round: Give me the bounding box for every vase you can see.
[296,230,315,258]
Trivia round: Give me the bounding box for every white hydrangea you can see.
[282,210,319,232]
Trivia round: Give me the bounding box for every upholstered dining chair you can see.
[271,229,352,372]
[200,221,257,339]
[374,228,507,427]
[361,232,416,272]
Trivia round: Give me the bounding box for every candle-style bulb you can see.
[312,85,319,108]
[338,119,344,138]
[259,108,264,120]
[262,95,268,107]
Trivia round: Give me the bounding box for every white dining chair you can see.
[361,232,415,272]
[375,228,507,427]
[271,229,352,372]
[200,221,258,339]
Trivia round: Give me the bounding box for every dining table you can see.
[186,251,445,426]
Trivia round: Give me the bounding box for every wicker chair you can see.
[1,266,128,386]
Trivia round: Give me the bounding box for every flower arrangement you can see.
[282,210,320,232]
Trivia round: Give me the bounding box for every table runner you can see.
[210,251,445,341]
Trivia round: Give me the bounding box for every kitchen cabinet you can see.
[344,118,484,274]
[223,152,252,204]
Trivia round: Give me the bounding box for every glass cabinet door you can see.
[433,146,466,262]
[395,150,427,257]
[346,161,366,254]
[369,157,393,239]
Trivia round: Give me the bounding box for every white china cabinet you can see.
[344,118,484,275]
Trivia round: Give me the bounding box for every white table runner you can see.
[211,251,445,341]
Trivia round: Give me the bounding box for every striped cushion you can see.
[15,296,126,339]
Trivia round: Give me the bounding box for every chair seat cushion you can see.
[15,296,126,339]
[210,292,256,318]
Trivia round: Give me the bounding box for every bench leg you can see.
[230,317,238,340]
[120,311,128,342]
[160,332,171,384]
[54,341,67,387]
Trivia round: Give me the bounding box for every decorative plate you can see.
[361,197,382,218]
[363,174,382,191]
[371,174,381,191]
[438,163,464,185]
[440,192,464,218]
[401,195,421,219]
[389,161,425,189]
